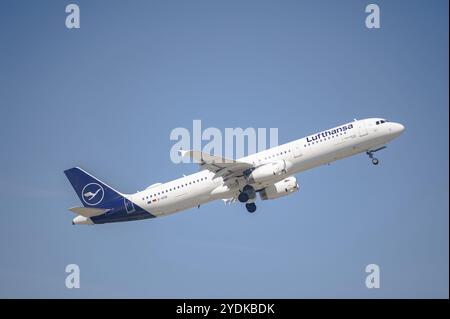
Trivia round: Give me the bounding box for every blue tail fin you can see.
[64,167,124,208]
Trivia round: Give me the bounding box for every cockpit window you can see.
[376,119,388,125]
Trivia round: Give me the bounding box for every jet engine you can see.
[259,176,299,200]
[248,160,292,184]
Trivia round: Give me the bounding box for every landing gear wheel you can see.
[245,203,257,213]
[238,192,249,203]
[372,158,379,165]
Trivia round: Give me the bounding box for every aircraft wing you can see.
[179,150,254,181]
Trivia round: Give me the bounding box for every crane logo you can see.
[82,183,104,206]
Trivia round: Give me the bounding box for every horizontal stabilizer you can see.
[69,206,109,218]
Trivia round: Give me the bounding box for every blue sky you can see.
[0,0,448,298]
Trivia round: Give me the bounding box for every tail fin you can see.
[64,167,123,208]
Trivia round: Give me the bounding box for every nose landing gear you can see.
[366,146,386,165]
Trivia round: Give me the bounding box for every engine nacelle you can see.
[248,160,291,184]
[260,176,299,200]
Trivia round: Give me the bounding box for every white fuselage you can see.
[128,118,404,217]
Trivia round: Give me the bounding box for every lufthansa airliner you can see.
[64,118,404,225]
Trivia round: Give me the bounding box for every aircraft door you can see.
[358,121,368,137]
[293,144,303,158]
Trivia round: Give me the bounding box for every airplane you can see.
[64,118,405,225]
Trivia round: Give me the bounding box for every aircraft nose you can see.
[391,122,405,135]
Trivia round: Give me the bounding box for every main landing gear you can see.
[238,185,257,213]
[366,146,386,166]
[238,192,249,203]
[245,203,257,213]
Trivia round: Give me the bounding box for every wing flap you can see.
[179,150,254,179]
